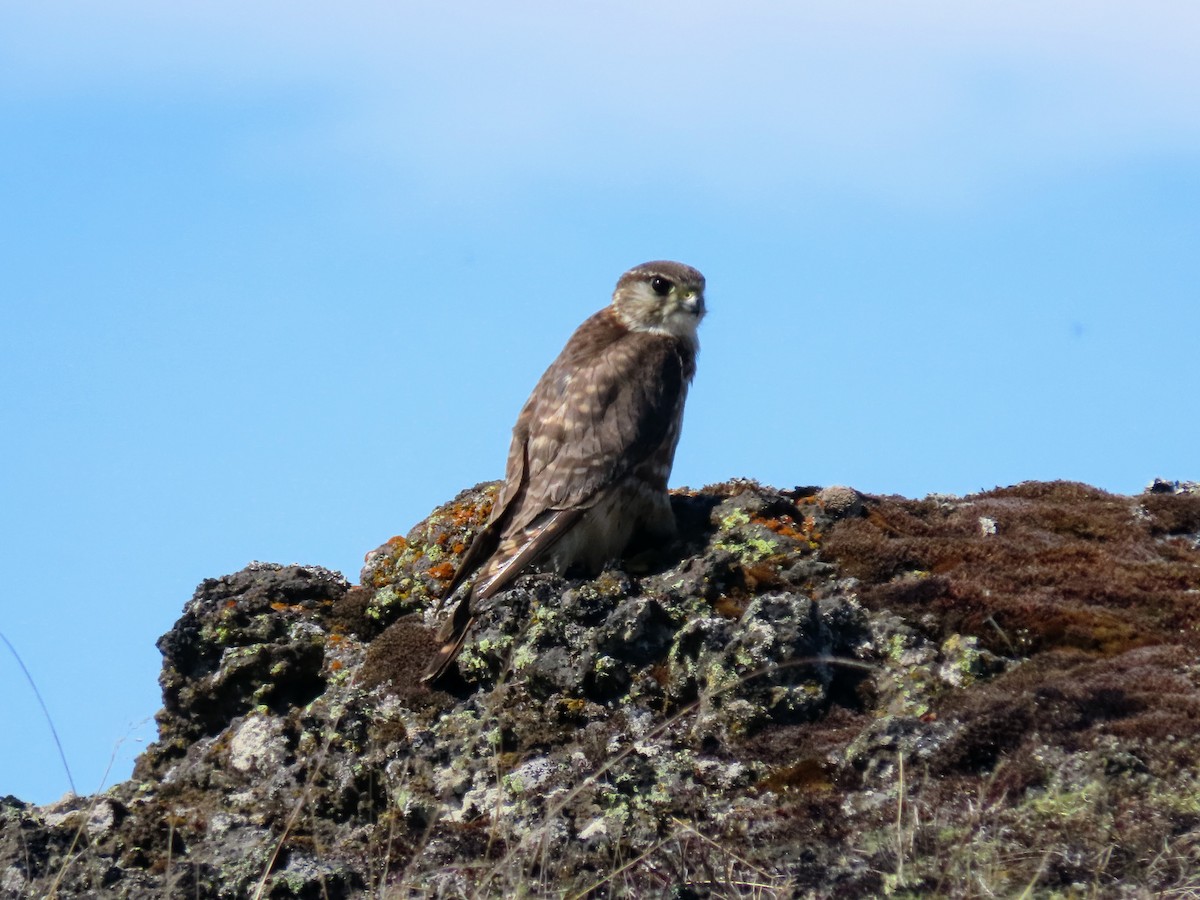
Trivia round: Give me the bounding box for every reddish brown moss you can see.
[359,616,441,709]
[823,482,1200,657]
[712,595,749,619]
[328,585,376,639]
[756,757,837,795]
[1141,491,1200,536]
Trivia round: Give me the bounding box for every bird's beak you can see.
[680,291,705,317]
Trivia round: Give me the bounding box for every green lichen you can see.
[460,632,516,676]
[432,709,486,749]
[599,786,632,824]
[700,660,742,698]
[366,583,405,620]
[731,645,757,669]
[646,779,672,807]
[939,634,986,687]
[512,644,538,670]
[884,633,910,662]
[1028,781,1103,822]
[711,507,783,561]
[720,509,751,530]
[714,532,779,562]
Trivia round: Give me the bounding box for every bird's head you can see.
[612,261,706,346]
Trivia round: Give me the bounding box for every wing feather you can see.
[506,315,687,533]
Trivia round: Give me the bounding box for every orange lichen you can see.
[749,511,823,552]
[740,561,785,594]
[369,535,407,559]
[755,514,803,540]
[648,663,671,687]
[449,495,494,527]
[554,697,587,720]
[714,595,748,619]
[428,562,455,581]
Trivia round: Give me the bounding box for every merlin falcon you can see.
[422,260,706,683]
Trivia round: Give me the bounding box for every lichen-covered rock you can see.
[3,479,1200,898]
[151,562,348,757]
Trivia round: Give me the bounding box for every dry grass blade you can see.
[44,732,125,897]
[566,833,680,900]
[1,630,76,795]
[251,699,349,900]
[668,817,779,886]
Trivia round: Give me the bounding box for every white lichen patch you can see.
[228,714,287,775]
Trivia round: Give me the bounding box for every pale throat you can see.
[614,294,704,347]
[639,311,702,346]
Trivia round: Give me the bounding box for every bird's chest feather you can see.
[547,482,666,574]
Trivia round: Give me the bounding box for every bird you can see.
[421,260,707,684]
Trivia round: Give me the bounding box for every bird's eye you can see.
[650,276,673,297]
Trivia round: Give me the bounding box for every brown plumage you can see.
[422,260,706,684]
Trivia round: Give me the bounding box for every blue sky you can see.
[2,1,1197,804]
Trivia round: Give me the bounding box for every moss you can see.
[824,484,1200,660]
[1027,779,1105,822]
[358,616,437,695]
[1142,491,1200,536]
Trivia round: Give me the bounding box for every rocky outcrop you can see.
[2,479,1200,897]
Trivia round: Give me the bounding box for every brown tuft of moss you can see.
[756,757,837,795]
[328,586,377,639]
[823,483,1200,657]
[359,615,439,700]
[1141,491,1200,536]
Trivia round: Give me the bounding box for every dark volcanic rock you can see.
[3,479,1200,898]
[152,563,348,754]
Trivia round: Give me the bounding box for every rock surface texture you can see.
[3,479,1200,898]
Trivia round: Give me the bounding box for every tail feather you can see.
[421,595,476,684]
[420,508,584,685]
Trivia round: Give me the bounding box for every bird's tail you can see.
[421,509,583,684]
[420,595,476,685]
